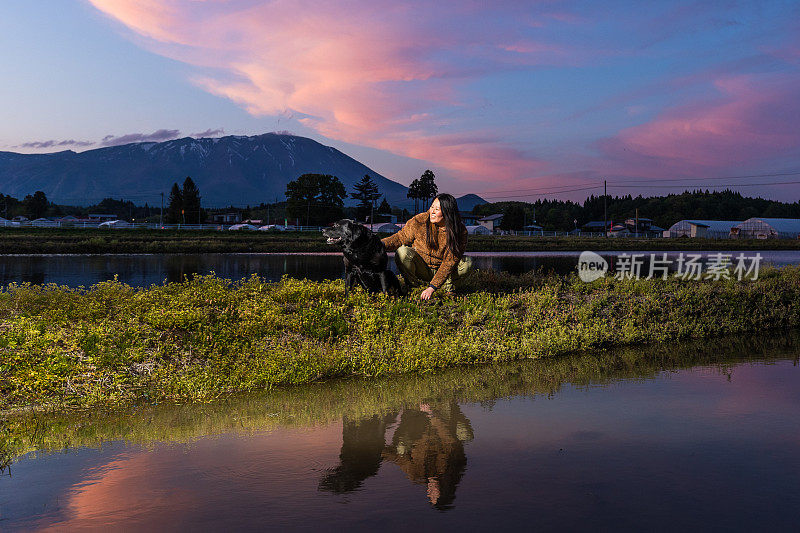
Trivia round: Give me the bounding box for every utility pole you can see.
[160,192,164,228]
[603,180,607,238]
[635,208,639,238]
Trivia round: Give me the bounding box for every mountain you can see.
[0,133,410,207]
[456,193,487,211]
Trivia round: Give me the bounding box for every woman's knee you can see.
[456,256,473,277]
[395,246,422,272]
[395,245,415,263]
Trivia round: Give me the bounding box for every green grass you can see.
[2,227,800,253]
[2,331,796,470]
[1,267,799,415]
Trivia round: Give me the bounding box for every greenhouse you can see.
[465,225,492,235]
[665,220,741,238]
[732,218,800,239]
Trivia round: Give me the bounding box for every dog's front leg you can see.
[345,270,357,297]
[378,272,391,295]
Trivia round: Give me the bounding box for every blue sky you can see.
[2,0,799,202]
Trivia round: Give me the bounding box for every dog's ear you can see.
[351,223,367,243]
[350,222,377,245]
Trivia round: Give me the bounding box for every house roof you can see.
[479,214,504,221]
[581,220,607,228]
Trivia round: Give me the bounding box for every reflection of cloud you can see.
[190,128,225,138]
[17,139,94,149]
[33,425,344,530]
[34,452,199,531]
[87,0,574,179]
[101,129,181,146]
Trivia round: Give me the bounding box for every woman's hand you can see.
[420,287,435,300]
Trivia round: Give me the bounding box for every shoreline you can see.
[4,228,800,253]
[1,249,798,259]
[2,267,799,413]
[3,331,796,465]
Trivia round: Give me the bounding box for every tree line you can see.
[5,182,799,232]
[0,191,156,221]
[474,189,800,231]
[282,170,437,226]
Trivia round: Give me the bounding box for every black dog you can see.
[323,219,403,296]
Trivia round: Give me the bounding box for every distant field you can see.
[2,227,800,253]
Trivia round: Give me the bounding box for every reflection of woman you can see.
[318,401,474,510]
[382,401,474,509]
[382,193,472,300]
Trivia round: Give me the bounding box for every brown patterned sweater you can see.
[381,212,468,289]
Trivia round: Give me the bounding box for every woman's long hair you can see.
[425,193,464,257]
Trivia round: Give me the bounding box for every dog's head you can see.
[322,219,370,247]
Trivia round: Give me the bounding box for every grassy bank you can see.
[1,267,799,413]
[3,227,800,253]
[3,332,796,469]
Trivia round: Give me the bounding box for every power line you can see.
[480,185,603,200]
[454,169,800,197]
[464,182,604,196]
[606,179,800,189]
[611,170,800,184]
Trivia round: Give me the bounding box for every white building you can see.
[666,220,742,238]
[465,225,492,235]
[478,214,504,232]
[365,223,401,233]
[732,218,800,239]
[228,223,259,231]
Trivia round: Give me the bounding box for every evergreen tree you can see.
[166,183,183,224]
[418,170,438,209]
[377,197,392,214]
[23,191,48,219]
[351,174,381,222]
[182,176,203,224]
[407,179,422,213]
[500,204,526,230]
[285,173,346,226]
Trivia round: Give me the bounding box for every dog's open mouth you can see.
[325,236,342,244]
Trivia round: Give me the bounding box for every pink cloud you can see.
[87,0,569,181]
[596,72,800,178]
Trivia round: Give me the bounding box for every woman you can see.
[382,193,473,300]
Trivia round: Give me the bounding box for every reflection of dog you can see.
[322,219,403,296]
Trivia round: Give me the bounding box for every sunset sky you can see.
[2,0,799,201]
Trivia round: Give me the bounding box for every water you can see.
[2,334,799,530]
[2,250,799,287]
